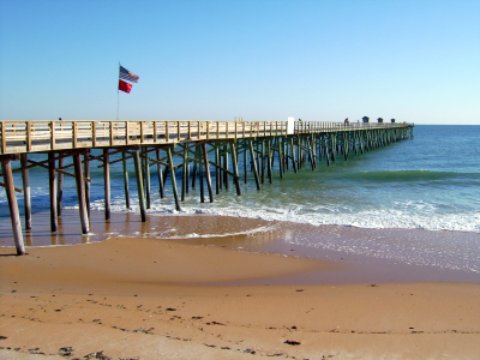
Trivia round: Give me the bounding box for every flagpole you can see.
[116,62,120,120]
[116,89,120,120]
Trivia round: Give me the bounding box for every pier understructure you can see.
[0,119,414,255]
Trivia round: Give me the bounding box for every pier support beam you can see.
[122,150,131,209]
[330,133,336,162]
[48,152,58,232]
[223,144,229,191]
[202,143,214,203]
[249,140,261,190]
[167,146,181,211]
[230,141,241,196]
[277,137,284,179]
[73,152,90,234]
[133,150,147,222]
[290,137,297,173]
[20,154,32,231]
[103,149,111,220]
[267,139,273,184]
[181,144,188,202]
[57,153,64,216]
[325,136,330,166]
[260,140,265,184]
[143,148,151,209]
[307,137,315,170]
[1,157,25,255]
[215,145,221,194]
[156,149,165,199]
[243,142,248,184]
[84,150,91,216]
[197,146,204,203]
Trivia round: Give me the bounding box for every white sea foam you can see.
[177,203,480,234]
[158,225,278,240]
[283,228,480,273]
[65,197,480,234]
[5,184,480,273]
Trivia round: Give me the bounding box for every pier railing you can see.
[294,121,409,134]
[0,120,410,155]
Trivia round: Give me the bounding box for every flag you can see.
[119,65,139,83]
[118,79,132,93]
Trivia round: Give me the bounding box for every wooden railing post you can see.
[73,121,78,148]
[92,121,97,147]
[109,121,114,146]
[50,121,56,150]
[26,121,32,151]
[153,121,157,143]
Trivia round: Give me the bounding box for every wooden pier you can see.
[0,119,414,255]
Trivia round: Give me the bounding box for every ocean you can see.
[167,125,479,233]
[1,125,479,274]
[82,124,478,233]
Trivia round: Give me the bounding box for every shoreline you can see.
[1,212,480,358]
[1,209,479,283]
[3,207,480,247]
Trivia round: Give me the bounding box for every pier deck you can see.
[1,120,408,155]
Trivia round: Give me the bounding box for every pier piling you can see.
[103,149,111,220]
[73,152,90,234]
[133,150,147,222]
[48,152,58,232]
[1,157,25,255]
[20,154,32,231]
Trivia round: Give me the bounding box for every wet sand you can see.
[1,212,480,359]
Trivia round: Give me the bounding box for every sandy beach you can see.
[1,213,480,359]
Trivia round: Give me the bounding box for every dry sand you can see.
[1,215,480,359]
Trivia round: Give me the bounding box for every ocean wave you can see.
[191,206,480,233]
[345,170,479,183]
[66,197,480,233]
[156,224,278,240]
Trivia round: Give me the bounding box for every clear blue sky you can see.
[1,0,479,124]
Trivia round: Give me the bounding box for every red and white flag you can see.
[118,79,132,93]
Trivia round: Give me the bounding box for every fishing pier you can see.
[0,119,413,255]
